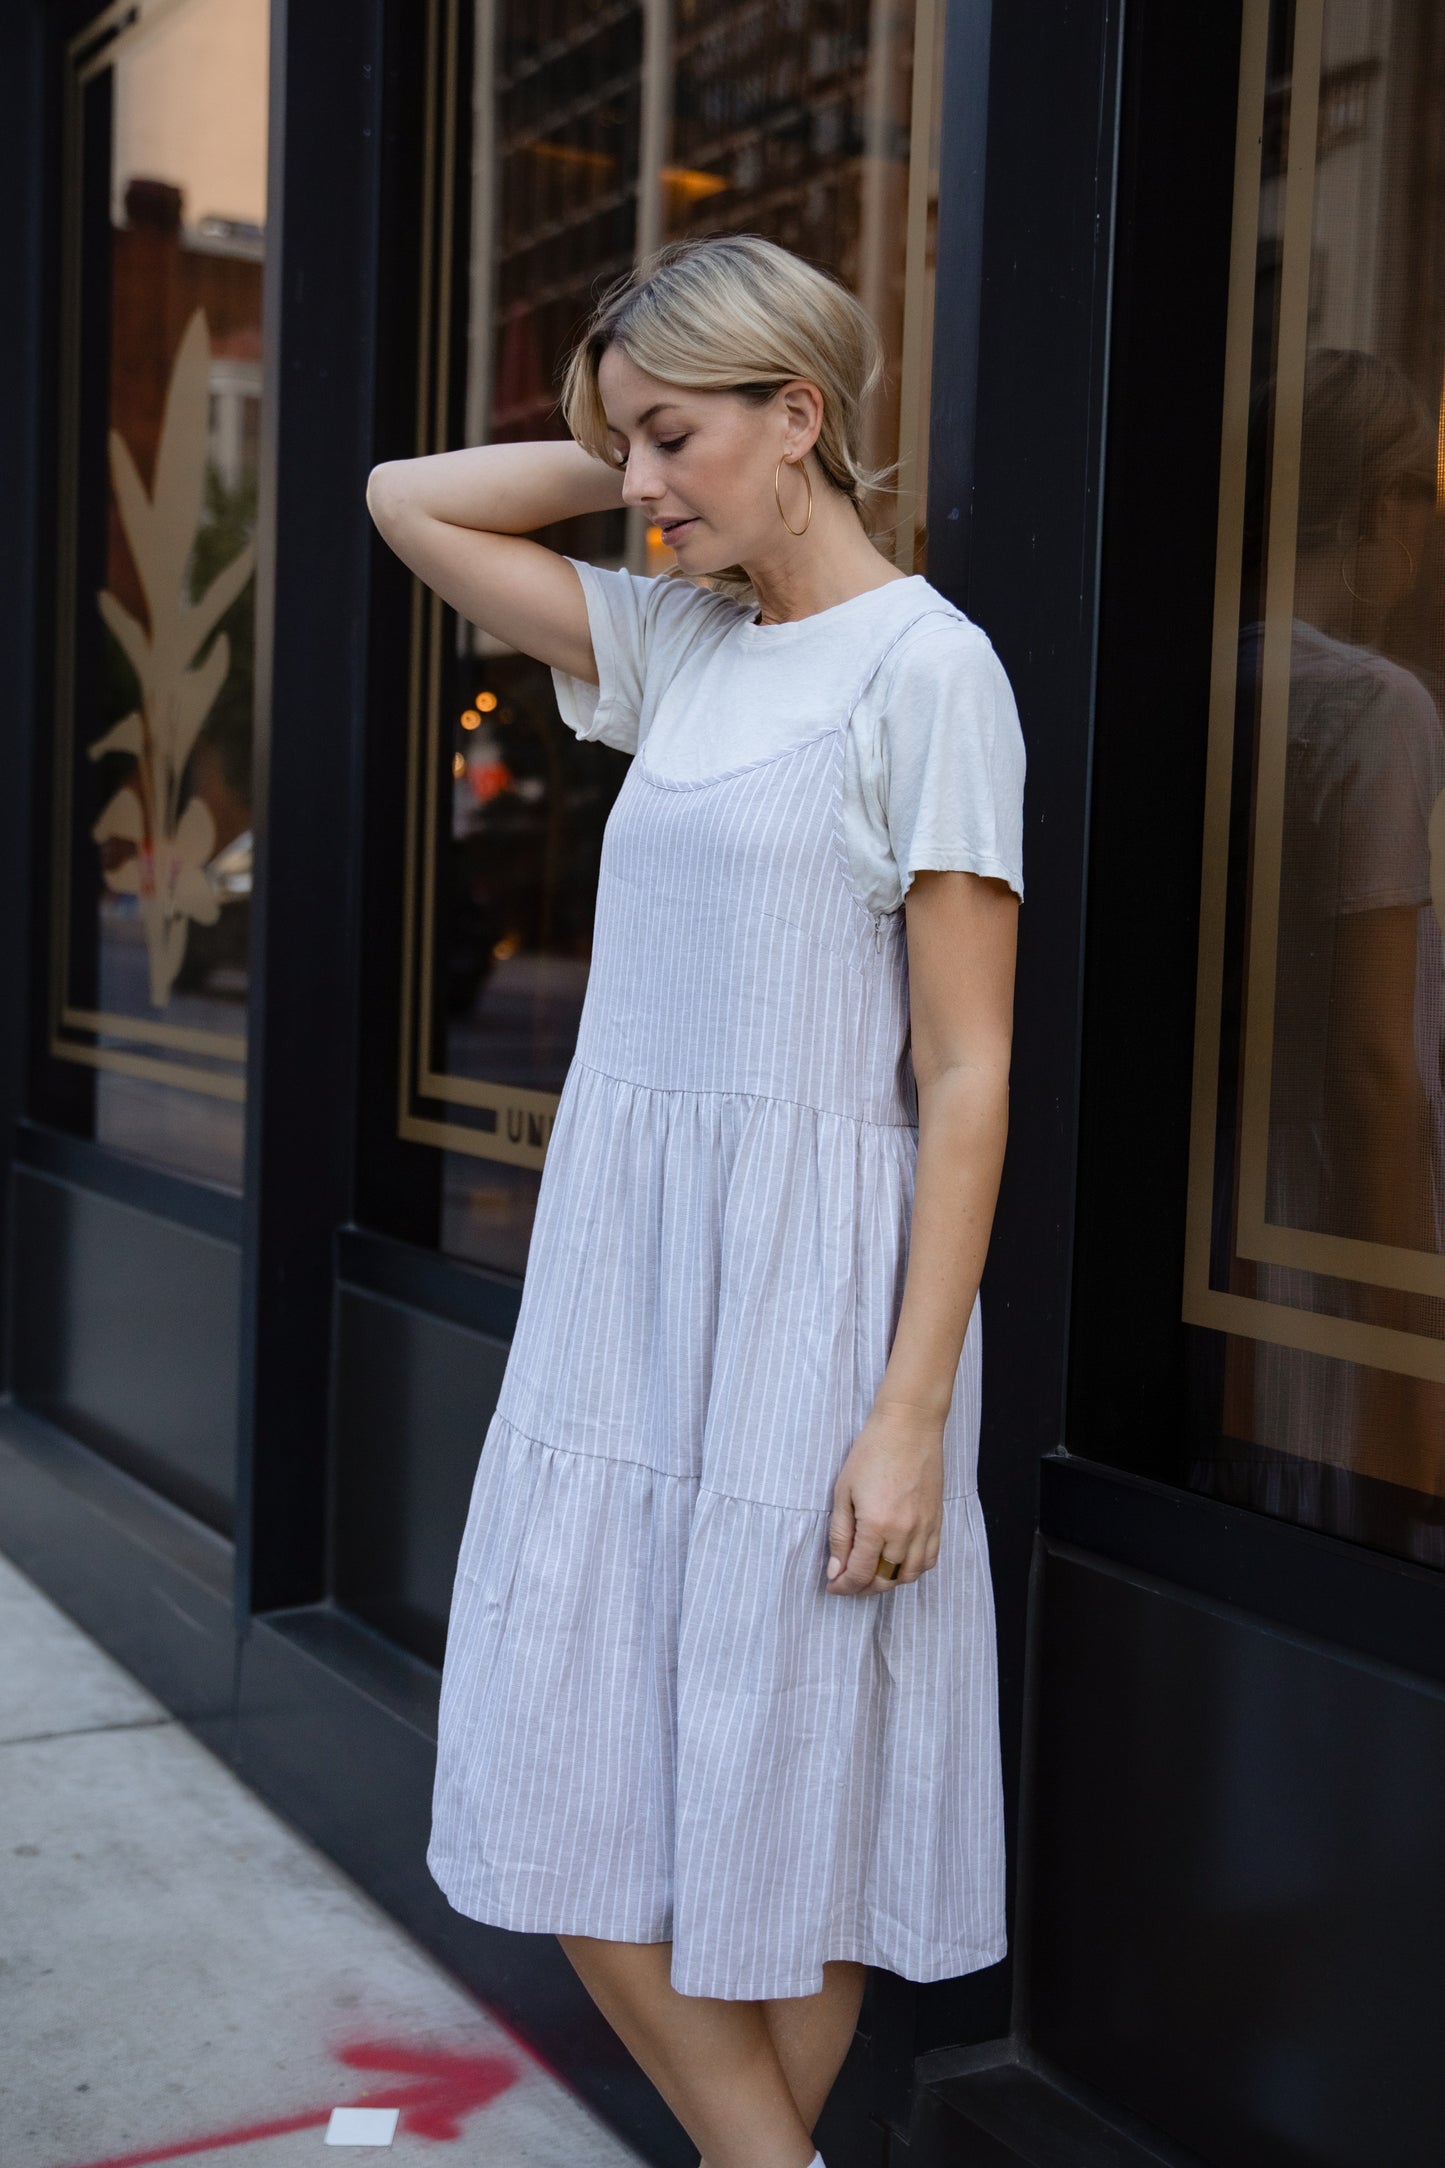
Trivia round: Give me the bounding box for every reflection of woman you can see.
[367,236,1024,2168]
[1242,350,1445,1515]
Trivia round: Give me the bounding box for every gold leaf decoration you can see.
[89,304,256,1006]
[87,709,145,763]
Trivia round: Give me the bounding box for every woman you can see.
[366,233,1024,2168]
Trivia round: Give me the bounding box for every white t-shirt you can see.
[548,559,1026,915]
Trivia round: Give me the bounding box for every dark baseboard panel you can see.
[1041,1453,1445,1688]
[1022,1538,1445,2166]
[906,2043,1206,2166]
[0,1402,235,1754]
[10,1164,242,1534]
[336,1224,522,1340]
[330,1280,511,1666]
[12,1119,244,1243]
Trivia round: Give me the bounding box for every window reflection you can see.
[1185,0,1445,1563]
[406,0,944,1272]
[51,0,267,1188]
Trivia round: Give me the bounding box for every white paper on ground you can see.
[325,2105,401,2145]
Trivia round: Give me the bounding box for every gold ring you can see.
[876,1555,900,1581]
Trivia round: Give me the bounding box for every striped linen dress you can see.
[427,599,1007,2000]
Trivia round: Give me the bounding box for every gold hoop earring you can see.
[775,455,813,536]
[1341,535,1416,604]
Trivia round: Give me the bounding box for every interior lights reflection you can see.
[659,164,729,203]
[474,689,498,712]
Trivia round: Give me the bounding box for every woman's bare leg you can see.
[763,1962,868,2143]
[556,1934,820,2168]
[696,1961,866,2167]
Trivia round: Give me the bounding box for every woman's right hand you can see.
[365,438,626,682]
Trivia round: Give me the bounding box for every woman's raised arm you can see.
[365,438,628,683]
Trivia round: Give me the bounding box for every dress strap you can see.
[837,601,969,727]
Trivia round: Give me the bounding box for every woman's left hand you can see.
[825,1402,945,1595]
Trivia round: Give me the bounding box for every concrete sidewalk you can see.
[0,1551,648,2168]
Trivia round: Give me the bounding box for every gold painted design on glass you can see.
[50,0,258,1108]
[88,305,255,1008]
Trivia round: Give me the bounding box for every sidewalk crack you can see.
[0,1713,174,1749]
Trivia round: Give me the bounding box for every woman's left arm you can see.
[826,867,1018,1595]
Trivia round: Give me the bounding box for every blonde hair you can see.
[556,233,898,608]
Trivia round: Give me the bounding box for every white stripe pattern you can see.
[428,603,1007,1999]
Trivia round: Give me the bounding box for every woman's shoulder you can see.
[887,579,999,658]
[868,584,1017,726]
[623,561,754,632]
[564,557,753,705]
[1282,619,1442,755]
[552,556,751,755]
[570,555,749,627]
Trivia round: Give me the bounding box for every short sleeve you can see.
[549,556,736,756]
[876,622,1026,904]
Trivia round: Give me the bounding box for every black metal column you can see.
[917,0,1127,2064]
[234,0,383,1623]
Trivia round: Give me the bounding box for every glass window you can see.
[391,0,948,1275]
[47,0,267,1188]
[1180,0,1445,1560]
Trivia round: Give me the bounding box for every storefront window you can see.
[48,0,267,1188]
[395,0,947,1275]
[1181,0,1445,1560]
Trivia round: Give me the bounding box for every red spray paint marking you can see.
[453,1982,575,2096]
[54,2038,519,2168]
[332,2041,518,2142]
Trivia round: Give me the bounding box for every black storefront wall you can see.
[4,2,1443,2165]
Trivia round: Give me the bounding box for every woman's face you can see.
[595,343,817,572]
